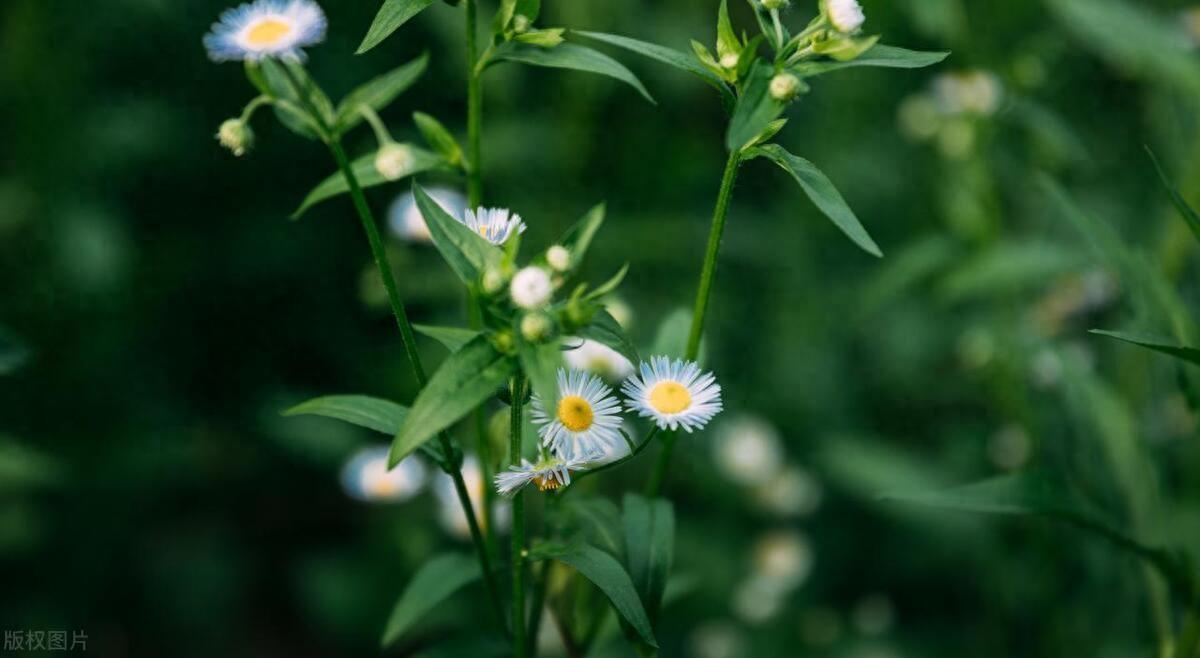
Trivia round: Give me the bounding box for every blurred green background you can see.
[4,0,1200,656]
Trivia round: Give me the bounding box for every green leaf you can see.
[746,143,882,257]
[715,0,739,61]
[725,61,785,152]
[493,0,517,34]
[583,263,629,302]
[579,309,640,365]
[292,145,443,218]
[335,54,430,132]
[283,395,408,435]
[488,42,655,104]
[561,496,624,557]
[1090,329,1200,366]
[556,203,605,269]
[390,336,517,466]
[517,337,563,415]
[415,182,505,285]
[529,542,657,647]
[793,45,950,77]
[515,0,540,22]
[357,0,439,55]
[415,325,481,353]
[258,59,331,141]
[573,31,733,104]
[381,553,482,647]
[413,112,464,167]
[650,308,693,360]
[623,494,674,625]
[1147,147,1200,244]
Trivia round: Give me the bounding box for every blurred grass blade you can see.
[557,203,605,270]
[529,542,658,647]
[517,338,563,415]
[746,143,882,257]
[284,395,408,435]
[573,31,732,105]
[622,494,674,625]
[381,553,482,647]
[415,182,505,285]
[1146,147,1200,243]
[357,0,438,55]
[334,54,429,132]
[390,336,516,466]
[725,61,784,152]
[939,241,1083,301]
[794,45,949,77]
[293,145,443,218]
[415,325,481,352]
[579,309,640,364]
[489,42,655,104]
[1090,329,1200,366]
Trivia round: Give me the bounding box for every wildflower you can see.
[546,245,571,272]
[564,338,635,381]
[823,0,865,34]
[932,71,1002,117]
[510,266,553,309]
[460,207,526,245]
[714,415,783,485]
[204,0,327,62]
[520,312,555,343]
[216,118,254,156]
[532,369,625,460]
[374,143,414,181]
[622,356,723,432]
[387,187,466,244]
[495,454,588,496]
[769,73,802,102]
[340,446,426,503]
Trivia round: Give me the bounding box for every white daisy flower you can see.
[339,446,427,503]
[564,338,635,382]
[495,454,588,496]
[622,356,723,432]
[460,207,526,245]
[204,0,328,63]
[510,266,553,309]
[387,187,466,244]
[531,369,625,460]
[823,0,865,34]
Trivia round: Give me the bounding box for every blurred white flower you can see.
[531,369,625,460]
[1029,348,1063,389]
[605,297,634,329]
[461,207,526,245]
[714,415,784,485]
[733,575,787,624]
[896,95,940,142]
[932,71,1002,117]
[374,143,414,181]
[688,621,746,658]
[753,466,823,517]
[204,0,327,62]
[752,530,813,591]
[511,266,553,309]
[824,0,865,33]
[623,356,723,433]
[852,594,895,636]
[387,186,466,244]
[435,456,509,538]
[564,338,635,382]
[340,446,427,503]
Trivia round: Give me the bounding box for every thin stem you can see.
[469,290,499,561]
[510,374,528,658]
[357,104,395,147]
[644,431,678,497]
[770,8,784,52]
[465,0,484,208]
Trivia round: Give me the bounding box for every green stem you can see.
[469,290,499,562]
[1178,606,1200,658]
[510,373,528,657]
[357,104,395,147]
[465,0,484,208]
[646,149,741,497]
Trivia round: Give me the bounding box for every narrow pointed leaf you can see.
[725,61,784,152]
[293,145,443,218]
[357,0,439,54]
[650,308,693,361]
[489,42,655,104]
[1091,329,1200,366]
[572,31,731,103]
[381,553,482,647]
[1147,147,1200,244]
[415,182,505,285]
[793,45,950,77]
[623,494,674,625]
[335,54,430,132]
[579,310,640,365]
[529,542,657,647]
[413,111,464,166]
[583,263,628,301]
[518,337,563,415]
[557,203,605,270]
[561,496,624,557]
[284,395,408,435]
[415,325,481,353]
[746,144,882,257]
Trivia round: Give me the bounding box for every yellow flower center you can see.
[533,474,563,491]
[245,19,292,47]
[557,395,594,432]
[649,381,691,414]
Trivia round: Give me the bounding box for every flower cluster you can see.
[495,357,724,496]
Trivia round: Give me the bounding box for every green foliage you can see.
[413,112,464,167]
[380,553,483,647]
[357,0,440,55]
[334,54,430,133]
[573,31,732,104]
[516,338,563,415]
[284,395,408,435]
[578,310,640,365]
[621,495,674,626]
[1147,147,1200,244]
[415,325,481,352]
[414,183,504,285]
[487,42,655,104]
[1090,330,1200,367]
[556,203,606,272]
[793,45,950,78]
[293,146,444,217]
[725,61,785,152]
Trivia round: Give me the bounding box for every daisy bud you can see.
[546,245,571,272]
[374,143,414,181]
[823,0,865,34]
[512,14,531,34]
[217,118,254,157]
[510,266,553,309]
[761,0,789,9]
[520,312,555,343]
[491,329,516,354]
[719,52,740,69]
[769,73,802,102]
[482,266,507,295]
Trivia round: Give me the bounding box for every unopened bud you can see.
[546,245,571,272]
[520,312,555,343]
[374,143,414,181]
[482,267,507,295]
[217,119,254,157]
[512,14,531,33]
[769,73,802,102]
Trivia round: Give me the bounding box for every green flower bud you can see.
[217,118,254,157]
[482,266,507,295]
[520,312,555,343]
[769,73,802,102]
[512,14,531,33]
[490,329,516,354]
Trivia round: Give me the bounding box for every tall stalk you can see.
[646,149,742,497]
[465,0,484,208]
[509,374,528,658]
